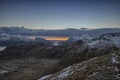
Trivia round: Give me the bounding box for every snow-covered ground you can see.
[0,69,9,74]
[88,33,120,49]
[38,74,52,80]
[0,46,6,51]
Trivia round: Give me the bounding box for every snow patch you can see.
[88,72,98,78]
[0,69,9,74]
[0,46,6,51]
[51,69,74,80]
[38,74,52,80]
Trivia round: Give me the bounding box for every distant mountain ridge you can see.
[0,27,120,36]
[0,27,120,46]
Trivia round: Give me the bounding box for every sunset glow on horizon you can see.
[44,37,69,41]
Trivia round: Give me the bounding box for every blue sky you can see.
[0,0,120,29]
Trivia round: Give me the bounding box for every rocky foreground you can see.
[39,51,120,80]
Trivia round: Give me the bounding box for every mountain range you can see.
[0,31,120,80]
[0,27,120,46]
[0,27,120,36]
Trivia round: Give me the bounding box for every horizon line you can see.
[0,26,120,30]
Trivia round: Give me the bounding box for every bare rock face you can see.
[112,50,120,79]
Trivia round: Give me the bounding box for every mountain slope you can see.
[38,54,115,80]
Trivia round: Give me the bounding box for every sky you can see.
[0,0,120,29]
